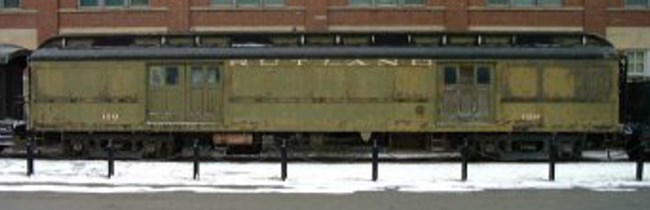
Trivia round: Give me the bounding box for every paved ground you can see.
[1,189,649,210]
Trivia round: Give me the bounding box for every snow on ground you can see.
[0,158,649,194]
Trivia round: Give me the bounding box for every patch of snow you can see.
[0,159,648,194]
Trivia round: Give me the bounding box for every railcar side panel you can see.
[224,59,437,132]
[28,58,619,133]
[29,61,147,130]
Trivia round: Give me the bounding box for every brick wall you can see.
[0,0,649,46]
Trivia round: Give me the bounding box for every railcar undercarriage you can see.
[7,131,633,161]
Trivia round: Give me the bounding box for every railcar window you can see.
[444,67,458,85]
[305,35,336,45]
[66,38,94,48]
[135,37,161,46]
[412,35,441,46]
[93,36,135,46]
[201,36,229,47]
[482,35,511,45]
[448,36,476,46]
[191,67,204,88]
[167,37,195,46]
[207,67,221,86]
[373,34,410,46]
[165,67,179,85]
[272,36,298,46]
[341,35,371,45]
[477,67,491,85]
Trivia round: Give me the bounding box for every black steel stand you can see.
[372,137,379,182]
[107,139,114,178]
[549,135,557,181]
[26,136,34,177]
[637,143,645,181]
[461,138,469,181]
[193,139,200,180]
[281,138,288,181]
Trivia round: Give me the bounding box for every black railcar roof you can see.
[30,32,618,61]
[0,44,31,65]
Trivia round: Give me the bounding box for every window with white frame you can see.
[625,0,650,7]
[212,0,286,8]
[79,0,149,8]
[0,0,20,9]
[628,50,647,76]
[348,0,426,7]
[487,0,562,7]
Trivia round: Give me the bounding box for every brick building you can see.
[0,0,649,76]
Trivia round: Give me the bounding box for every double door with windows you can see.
[440,64,494,122]
[147,64,222,123]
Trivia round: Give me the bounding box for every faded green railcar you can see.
[27,32,621,159]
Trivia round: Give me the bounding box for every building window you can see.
[348,0,425,7]
[628,50,647,76]
[79,0,149,8]
[487,0,562,7]
[625,0,650,7]
[212,0,285,7]
[0,0,20,9]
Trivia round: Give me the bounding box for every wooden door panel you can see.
[441,64,494,122]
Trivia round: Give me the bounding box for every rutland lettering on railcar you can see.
[228,59,435,67]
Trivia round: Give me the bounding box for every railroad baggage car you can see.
[27,32,622,159]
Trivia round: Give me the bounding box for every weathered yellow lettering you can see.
[230,60,248,66]
[260,59,279,66]
[378,59,399,66]
[347,59,368,66]
[324,59,342,66]
[411,59,433,66]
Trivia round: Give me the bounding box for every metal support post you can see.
[461,138,469,181]
[26,136,34,177]
[281,138,287,181]
[637,143,645,181]
[372,137,379,182]
[549,135,557,181]
[637,156,645,181]
[193,139,200,180]
[107,139,114,178]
